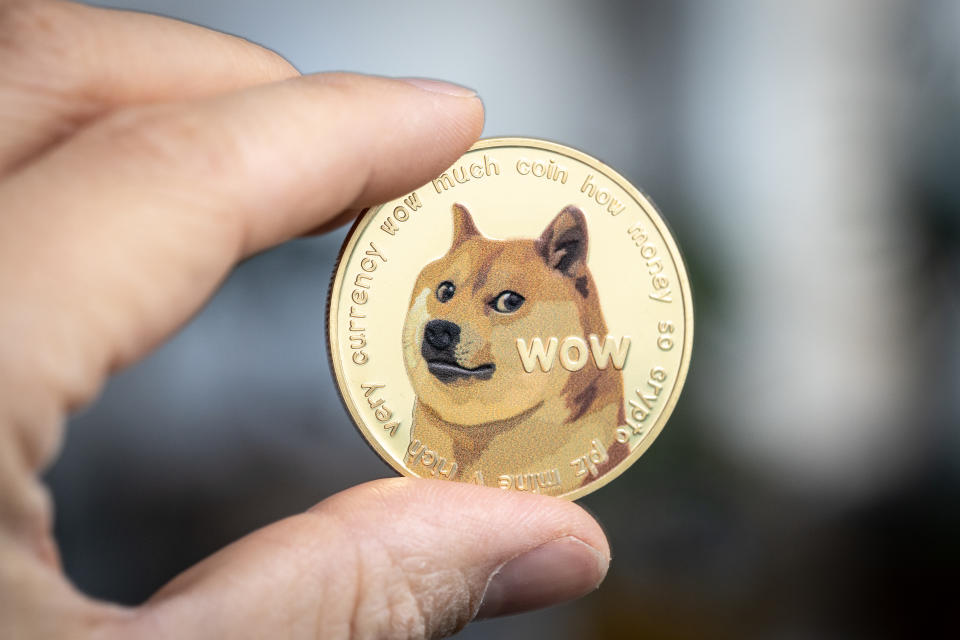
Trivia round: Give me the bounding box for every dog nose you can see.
[424,319,460,351]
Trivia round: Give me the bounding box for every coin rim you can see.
[326,136,694,500]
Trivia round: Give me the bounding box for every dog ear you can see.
[450,203,480,249]
[536,205,588,276]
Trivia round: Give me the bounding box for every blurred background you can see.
[47,1,959,637]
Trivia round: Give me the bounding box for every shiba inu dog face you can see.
[402,203,611,426]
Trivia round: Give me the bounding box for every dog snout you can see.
[423,319,460,353]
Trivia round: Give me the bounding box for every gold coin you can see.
[327,137,692,500]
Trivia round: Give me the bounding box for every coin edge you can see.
[325,136,695,500]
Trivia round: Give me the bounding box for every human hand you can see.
[0,1,609,638]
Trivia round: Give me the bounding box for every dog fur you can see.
[402,203,627,484]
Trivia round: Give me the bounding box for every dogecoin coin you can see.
[327,137,692,500]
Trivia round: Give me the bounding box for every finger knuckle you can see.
[212,29,298,83]
[86,106,180,165]
[246,44,299,82]
[90,104,239,184]
[350,544,474,639]
[0,0,76,70]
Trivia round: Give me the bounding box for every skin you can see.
[0,1,610,638]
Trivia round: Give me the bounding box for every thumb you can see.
[119,479,610,639]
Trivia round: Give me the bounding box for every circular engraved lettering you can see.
[327,138,693,500]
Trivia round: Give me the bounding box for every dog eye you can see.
[492,290,525,313]
[436,281,456,303]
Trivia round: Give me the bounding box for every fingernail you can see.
[398,77,477,98]
[476,536,609,620]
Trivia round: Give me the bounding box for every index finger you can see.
[0,72,482,485]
